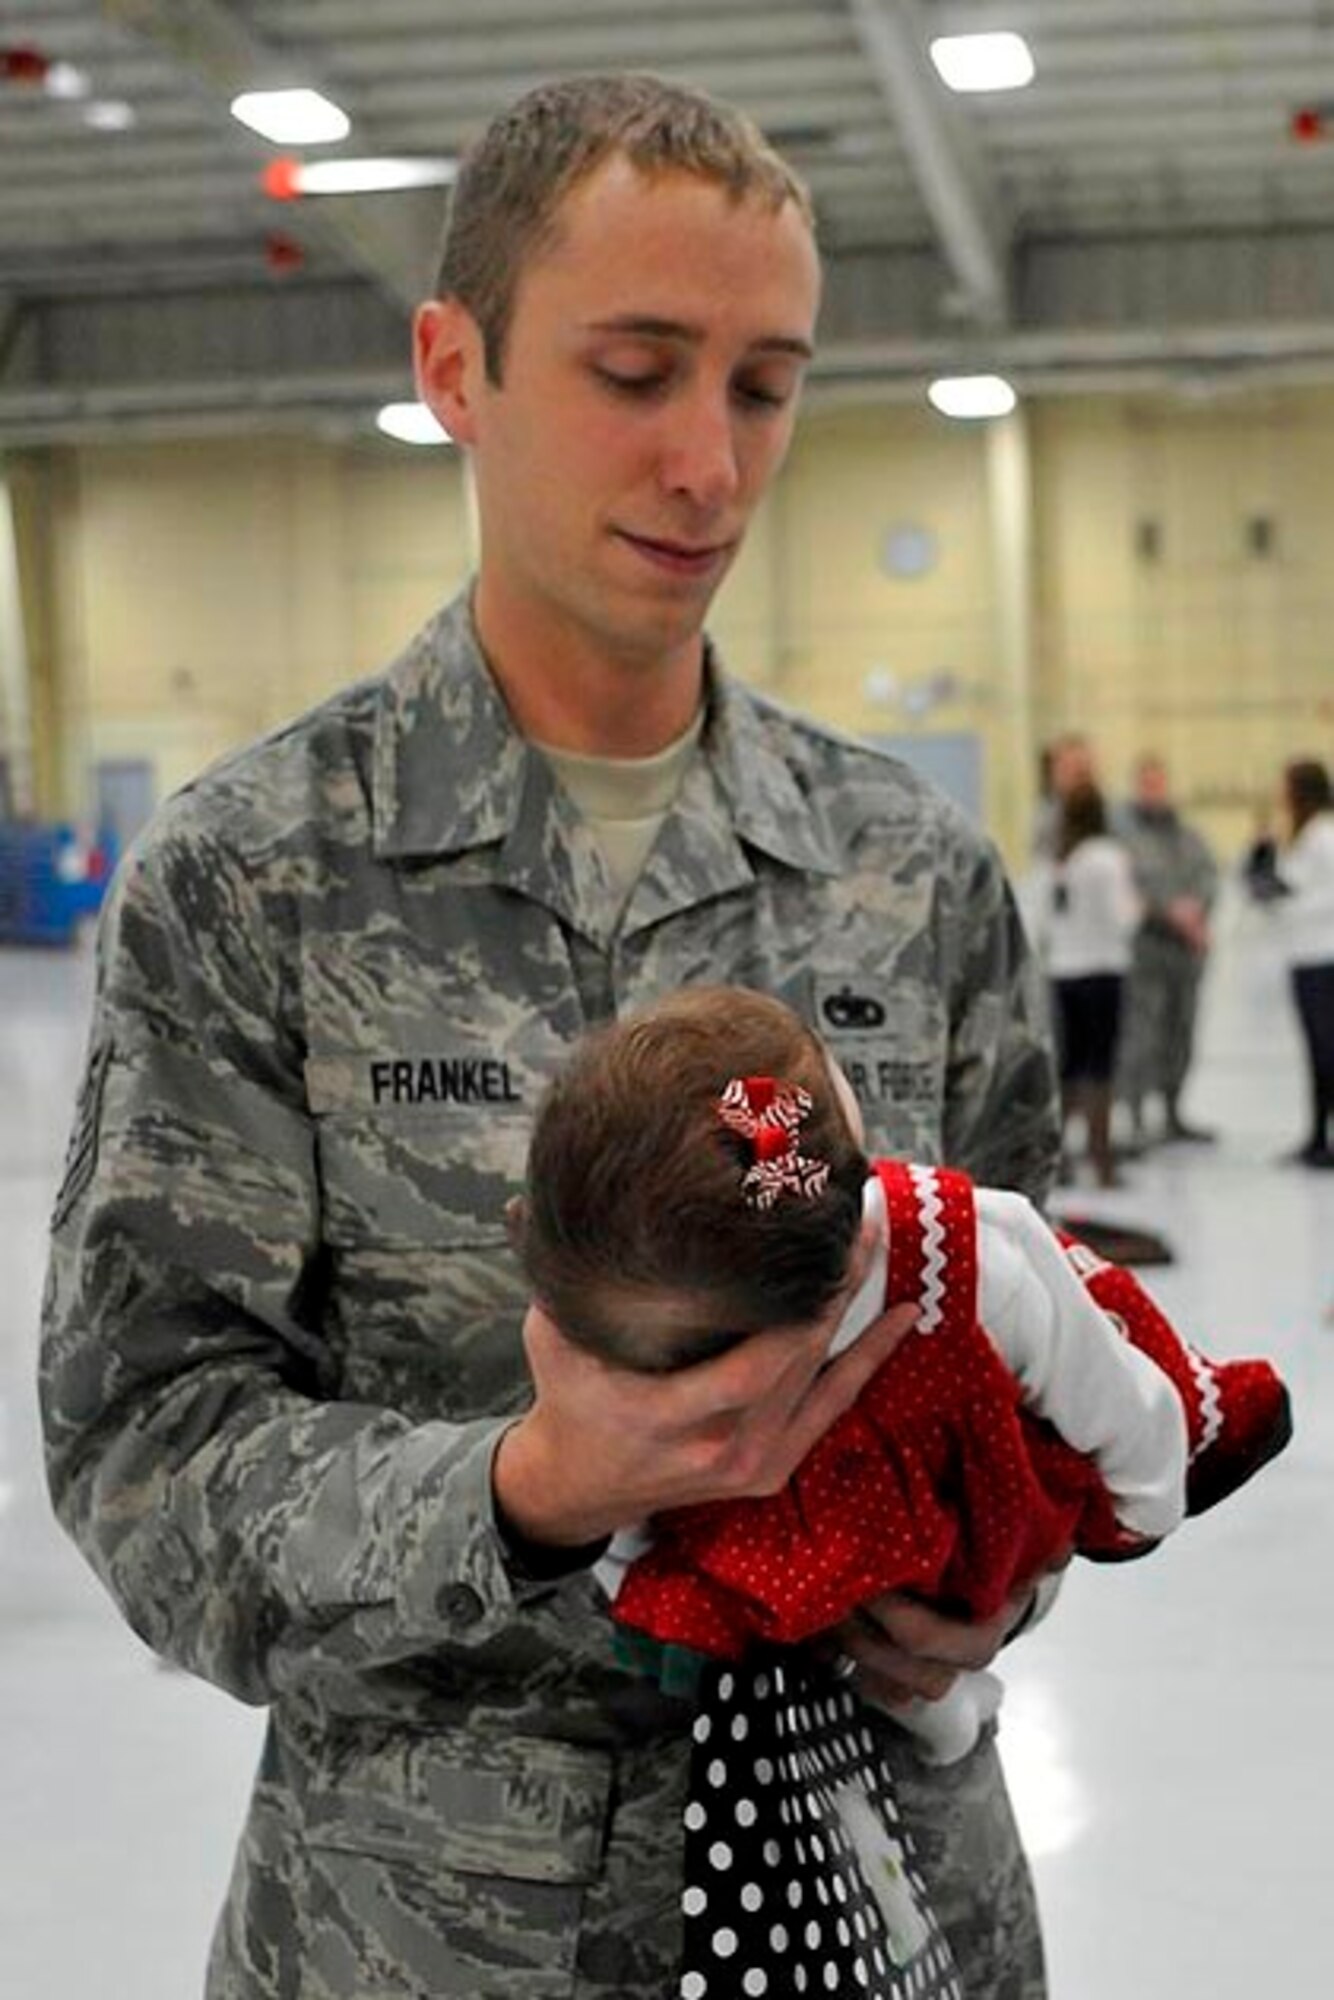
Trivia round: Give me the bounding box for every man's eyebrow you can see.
[583,314,814,360]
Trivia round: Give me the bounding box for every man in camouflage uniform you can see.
[40,75,1060,2000]
[1115,754,1219,1145]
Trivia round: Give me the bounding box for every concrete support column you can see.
[0,465,34,817]
[984,407,1038,869]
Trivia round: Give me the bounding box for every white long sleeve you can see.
[973,1187,1187,1539]
[834,1177,1188,1540]
[1274,813,1334,965]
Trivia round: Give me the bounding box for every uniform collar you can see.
[371,586,840,884]
[372,591,525,860]
[704,669,841,879]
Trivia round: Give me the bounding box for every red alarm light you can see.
[261,157,303,202]
[1291,106,1327,144]
[1,44,50,85]
[264,231,305,273]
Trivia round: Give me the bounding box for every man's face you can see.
[1051,736,1095,798]
[1136,759,1170,808]
[420,155,820,672]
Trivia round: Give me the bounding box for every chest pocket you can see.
[305,1050,537,1421]
[307,1050,532,1251]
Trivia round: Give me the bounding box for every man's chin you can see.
[591,574,725,657]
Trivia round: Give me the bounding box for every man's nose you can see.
[658,392,741,511]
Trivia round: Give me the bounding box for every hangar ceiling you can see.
[3,0,1334,442]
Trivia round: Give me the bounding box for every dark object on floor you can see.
[1163,1119,1217,1145]
[1051,1213,1176,1267]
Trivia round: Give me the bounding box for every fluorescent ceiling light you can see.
[82,99,136,132]
[45,62,91,100]
[230,87,350,145]
[930,32,1035,93]
[263,155,457,199]
[376,402,453,447]
[928,374,1017,419]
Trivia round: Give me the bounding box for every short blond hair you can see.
[434,72,816,380]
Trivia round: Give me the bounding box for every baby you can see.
[513,985,1291,1761]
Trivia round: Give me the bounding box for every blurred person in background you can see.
[1271,758,1334,1168]
[1043,784,1142,1188]
[1030,731,1097,866]
[1115,754,1219,1148]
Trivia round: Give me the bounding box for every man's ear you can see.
[413,296,485,447]
[504,1194,527,1252]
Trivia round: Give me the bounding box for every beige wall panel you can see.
[39,438,471,818]
[756,404,1021,852]
[778,405,995,718]
[706,487,778,690]
[339,448,472,675]
[72,442,291,726]
[1034,391,1334,861]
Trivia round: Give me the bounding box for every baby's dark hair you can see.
[516,986,869,1372]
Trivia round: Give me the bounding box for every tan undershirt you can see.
[537,710,705,913]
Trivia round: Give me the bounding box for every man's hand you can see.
[1166,894,1210,953]
[493,1297,918,1550]
[830,1562,1068,1711]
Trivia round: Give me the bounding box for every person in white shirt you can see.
[1274,758,1334,1167]
[1038,783,1142,1185]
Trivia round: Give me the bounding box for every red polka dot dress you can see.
[613,1160,1291,1665]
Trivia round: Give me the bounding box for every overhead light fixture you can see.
[45,61,91,100]
[928,374,1017,420]
[230,87,350,145]
[263,155,457,200]
[930,32,1035,93]
[376,402,453,447]
[82,98,136,132]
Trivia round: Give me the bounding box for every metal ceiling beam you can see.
[817,318,1334,375]
[274,0,791,28]
[845,0,1011,325]
[12,316,1334,447]
[0,365,410,448]
[324,11,842,75]
[99,0,437,313]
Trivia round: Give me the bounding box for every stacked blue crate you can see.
[0,822,118,946]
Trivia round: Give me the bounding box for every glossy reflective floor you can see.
[2,891,1329,1999]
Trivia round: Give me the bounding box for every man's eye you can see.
[594,366,669,398]
[735,381,791,411]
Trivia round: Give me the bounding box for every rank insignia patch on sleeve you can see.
[51,1039,112,1230]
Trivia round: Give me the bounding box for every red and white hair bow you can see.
[716,1074,832,1210]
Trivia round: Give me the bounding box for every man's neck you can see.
[471,579,706,757]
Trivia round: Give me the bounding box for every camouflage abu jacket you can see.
[40,590,1059,1998]
[1116,804,1219,936]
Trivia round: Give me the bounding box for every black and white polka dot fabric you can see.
[679,1651,963,2000]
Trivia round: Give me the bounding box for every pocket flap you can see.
[308,1731,613,1886]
